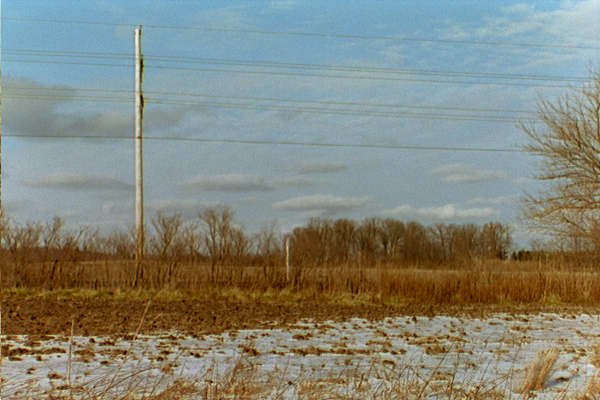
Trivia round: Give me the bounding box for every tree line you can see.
[0,206,511,269]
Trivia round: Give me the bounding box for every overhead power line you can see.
[5,16,599,51]
[3,93,535,124]
[5,93,130,103]
[5,84,538,115]
[3,132,524,153]
[146,98,531,123]
[5,48,589,83]
[4,58,580,89]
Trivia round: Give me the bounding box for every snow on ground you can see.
[2,313,600,398]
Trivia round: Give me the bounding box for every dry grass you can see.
[4,352,585,400]
[583,372,600,400]
[582,345,600,399]
[136,380,198,400]
[5,260,600,307]
[518,348,560,394]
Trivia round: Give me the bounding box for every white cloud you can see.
[386,203,497,220]
[501,3,535,15]
[433,163,507,183]
[467,195,518,206]
[274,176,316,187]
[149,199,220,219]
[514,177,537,186]
[295,161,347,174]
[443,0,600,46]
[268,0,298,11]
[181,174,273,192]
[273,194,368,214]
[190,5,254,29]
[24,173,132,192]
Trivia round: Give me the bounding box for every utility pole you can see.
[134,26,144,285]
[285,235,291,283]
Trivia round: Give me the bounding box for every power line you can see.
[146,98,531,123]
[3,93,535,123]
[6,84,538,115]
[5,16,599,51]
[146,65,581,89]
[5,48,589,83]
[5,58,131,69]
[5,93,130,103]
[2,132,524,153]
[4,58,579,89]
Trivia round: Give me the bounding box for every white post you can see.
[134,26,144,279]
[285,236,291,283]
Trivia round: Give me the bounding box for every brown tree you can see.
[522,73,600,248]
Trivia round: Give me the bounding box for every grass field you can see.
[5,258,600,306]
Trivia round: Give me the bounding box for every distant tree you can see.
[478,222,511,259]
[256,223,281,271]
[522,73,600,249]
[150,211,186,285]
[199,206,234,277]
[331,219,357,264]
[150,211,184,260]
[198,206,252,276]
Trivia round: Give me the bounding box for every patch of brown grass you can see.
[519,348,560,394]
[136,380,198,400]
[6,261,600,307]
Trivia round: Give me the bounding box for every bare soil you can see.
[2,294,598,337]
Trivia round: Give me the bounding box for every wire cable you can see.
[4,58,579,89]
[5,48,589,83]
[3,132,524,153]
[5,16,599,51]
[3,93,535,123]
[5,84,538,115]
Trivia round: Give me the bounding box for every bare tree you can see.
[150,211,186,285]
[256,223,281,275]
[150,211,184,260]
[199,206,235,279]
[230,226,251,266]
[104,229,135,259]
[478,222,511,260]
[522,73,600,248]
[180,221,202,262]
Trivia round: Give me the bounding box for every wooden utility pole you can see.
[134,26,144,284]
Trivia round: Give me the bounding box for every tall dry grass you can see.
[5,259,600,305]
[519,348,560,394]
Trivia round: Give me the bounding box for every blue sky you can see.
[3,1,600,246]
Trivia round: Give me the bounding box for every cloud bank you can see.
[273,194,368,215]
[433,163,507,184]
[181,174,273,192]
[386,203,497,220]
[24,174,132,192]
[295,161,347,175]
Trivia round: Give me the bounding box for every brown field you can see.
[3,259,600,336]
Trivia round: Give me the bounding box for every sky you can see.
[3,0,600,246]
